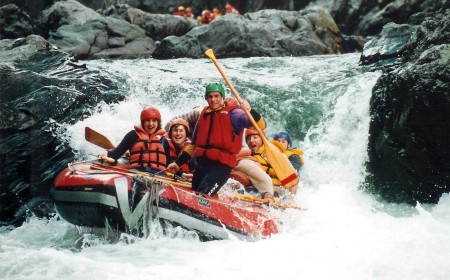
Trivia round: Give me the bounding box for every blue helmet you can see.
[273,131,292,146]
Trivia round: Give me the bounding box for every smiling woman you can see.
[98,106,168,174]
[164,118,194,179]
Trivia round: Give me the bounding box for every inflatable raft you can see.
[52,161,283,240]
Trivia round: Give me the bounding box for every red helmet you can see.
[169,118,190,134]
[245,128,259,141]
[245,128,266,141]
[140,106,161,122]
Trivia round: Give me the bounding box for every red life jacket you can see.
[167,138,192,173]
[194,105,242,168]
[129,125,166,171]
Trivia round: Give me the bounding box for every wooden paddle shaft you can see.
[204,49,265,139]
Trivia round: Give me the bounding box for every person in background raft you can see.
[200,9,213,24]
[163,118,195,181]
[273,131,304,172]
[185,7,194,19]
[245,129,298,199]
[173,6,185,16]
[98,106,167,174]
[212,8,222,18]
[225,3,239,14]
[167,83,265,196]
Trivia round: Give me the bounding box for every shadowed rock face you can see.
[0,35,125,226]
[364,10,450,204]
[0,4,33,39]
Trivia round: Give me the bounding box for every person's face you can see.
[275,138,289,149]
[206,92,224,110]
[171,125,187,146]
[246,134,263,153]
[143,119,159,135]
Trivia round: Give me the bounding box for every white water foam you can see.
[1,54,449,280]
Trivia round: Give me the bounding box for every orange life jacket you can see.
[194,105,242,168]
[129,125,166,171]
[167,138,192,173]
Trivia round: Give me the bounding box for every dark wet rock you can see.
[364,9,450,204]
[308,0,447,36]
[0,35,124,226]
[360,23,418,67]
[354,0,446,36]
[153,7,344,59]
[0,0,53,19]
[0,4,33,39]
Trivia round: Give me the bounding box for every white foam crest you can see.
[302,70,380,188]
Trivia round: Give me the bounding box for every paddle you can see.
[91,162,192,188]
[85,127,116,150]
[91,163,300,209]
[204,49,299,188]
[234,194,301,210]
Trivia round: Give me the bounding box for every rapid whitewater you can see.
[1,53,449,280]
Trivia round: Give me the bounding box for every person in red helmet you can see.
[225,3,239,14]
[200,9,213,24]
[184,7,194,19]
[163,118,195,180]
[98,106,167,174]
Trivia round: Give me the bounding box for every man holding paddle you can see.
[245,129,298,199]
[167,83,266,196]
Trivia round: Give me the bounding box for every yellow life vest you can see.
[252,146,281,186]
[285,147,304,166]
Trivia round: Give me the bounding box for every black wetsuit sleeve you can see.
[175,151,192,166]
[249,109,262,122]
[107,130,137,160]
[289,154,302,173]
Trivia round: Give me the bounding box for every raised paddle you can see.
[204,49,299,188]
[85,126,131,157]
[85,127,116,150]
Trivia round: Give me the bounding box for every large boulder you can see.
[99,4,200,41]
[35,0,103,37]
[364,9,450,204]
[0,35,124,226]
[48,16,156,59]
[153,7,344,59]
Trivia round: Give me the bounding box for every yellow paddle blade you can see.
[85,127,116,149]
[263,139,299,188]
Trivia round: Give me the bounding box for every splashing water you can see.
[1,54,449,280]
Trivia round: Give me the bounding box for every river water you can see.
[1,53,449,280]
